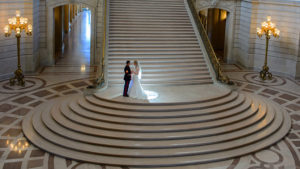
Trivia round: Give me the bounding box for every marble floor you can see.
[40,10,97,86]
[1,10,300,169]
[0,64,299,169]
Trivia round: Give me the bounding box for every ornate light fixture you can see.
[256,16,280,80]
[6,138,29,154]
[4,10,33,86]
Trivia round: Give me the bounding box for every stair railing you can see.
[186,0,233,85]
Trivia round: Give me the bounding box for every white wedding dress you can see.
[128,67,147,100]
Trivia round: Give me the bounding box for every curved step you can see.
[22,95,291,167]
[32,106,279,158]
[38,102,274,149]
[84,91,238,112]
[48,101,268,141]
[60,97,256,132]
[68,99,250,125]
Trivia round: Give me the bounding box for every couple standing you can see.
[123,60,147,99]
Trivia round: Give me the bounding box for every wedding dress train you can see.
[128,67,147,100]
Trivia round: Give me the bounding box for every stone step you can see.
[60,98,257,133]
[108,71,210,77]
[110,10,188,15]
[108,58,205,63]
[108,74,210,80]
[107,0,210,86]
[109,31,195,35]
[108,80,214,86]
[108,77,212,84]
[70,96,250,125]
[110,0,184,4]
[108,67,209,73]
[44,101,270,149]
[109,3,185,7]
[109,27,194,31]
[49,102,268,141]
[32,104,280,158]
[109,4,185,8]
[109,8,187,12]
[22,108,291,167]
[109,13,189,18]
[109,34,196,38]
[109,50,202,54]
[109,18,190,23]
[109,22,193,26]
[109,16,190,20]
[109,41,199,45]
[109,24,193,28]
[109,38,198,42]
[109,44,200,48]
[107,55,203,59]
[108,61,205,67]
[84,91,239,113]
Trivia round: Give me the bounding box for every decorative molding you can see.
[195,0,235,12]
[46,0,98,8]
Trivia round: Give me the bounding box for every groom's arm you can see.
[125,67,130,77]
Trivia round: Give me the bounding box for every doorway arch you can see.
[197,5,234,63]
[46,0,97,65]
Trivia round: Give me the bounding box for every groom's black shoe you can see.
[123,95,129,97]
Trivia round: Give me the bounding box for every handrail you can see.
[94,0,107,88]
[186,0,233,85]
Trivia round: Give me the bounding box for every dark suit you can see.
[123,65,131,96]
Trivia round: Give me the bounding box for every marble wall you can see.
[0,0,104,81]
[195,0,300,79]
[0,0,299,80]
[249,0,300,79]
[0,0,36,80]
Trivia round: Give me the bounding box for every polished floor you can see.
[0,64,299,169]
[0,10,300,169]
[57,10,91,66]
[38,10,96,87]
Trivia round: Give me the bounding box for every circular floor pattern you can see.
[0,77,46,94]
[243,73,286,86]
[22,88,291,168]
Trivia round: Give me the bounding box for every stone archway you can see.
[195,0,236,63]
[45,0,98,65]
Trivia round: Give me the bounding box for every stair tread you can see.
[68,98,249,125]
[22,107,291,167]
[47,99,269,140]
[82,92,241,115]
[32,102,280,157]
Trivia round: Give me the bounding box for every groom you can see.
[123,60,131,97]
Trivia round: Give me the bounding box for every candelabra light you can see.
[4,10,33,86]
[256,16,280,80]
[6,137,29,154]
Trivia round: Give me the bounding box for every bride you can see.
[128,60,147,100]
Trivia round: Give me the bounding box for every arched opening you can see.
[53,4,92,65]
[199,8,230,62]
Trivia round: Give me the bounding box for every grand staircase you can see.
[107,0,213,86]
[22,0,291,168]
[22,87,291,167]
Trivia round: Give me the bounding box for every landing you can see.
[95,84,231,103]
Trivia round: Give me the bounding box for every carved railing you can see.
[187,0,233,85]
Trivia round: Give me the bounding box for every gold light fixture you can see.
[6,138,29,154]
[4,10,33,86]
[256,16,280,80]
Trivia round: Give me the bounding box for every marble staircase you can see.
[22,87,291,167]
[22,0,291,168]
[108,0,213,86]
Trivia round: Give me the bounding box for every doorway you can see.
[199,8,229,62]
[53,4,92,65]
